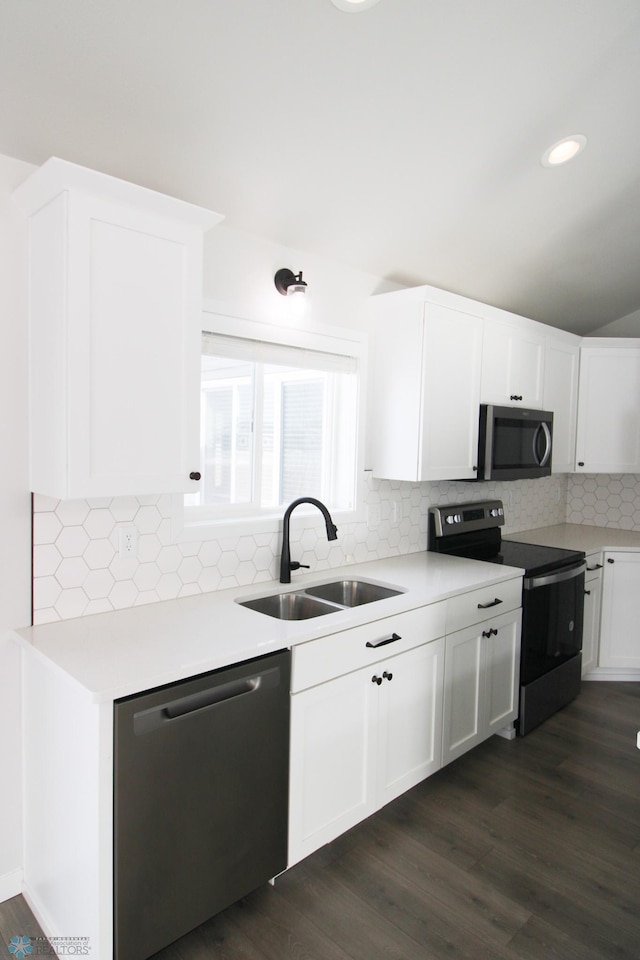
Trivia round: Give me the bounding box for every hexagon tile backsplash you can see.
[31,471,620,625]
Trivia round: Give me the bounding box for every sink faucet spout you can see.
[280,497,338,584]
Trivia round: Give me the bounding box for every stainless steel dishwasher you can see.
[114,649,290,960]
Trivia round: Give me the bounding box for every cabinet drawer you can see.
[446,577,522,635]
[585,552,604,576]
[292,603,446,693]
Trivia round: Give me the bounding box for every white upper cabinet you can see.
[574,341,640,474]
[369,292,482,482]
[543,333,580,474]
[13,158,223,500]
[480,317,545,407]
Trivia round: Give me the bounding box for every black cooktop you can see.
[490,539,584,577]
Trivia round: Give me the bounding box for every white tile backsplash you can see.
[32,472,577,623]
[567,474,640,529]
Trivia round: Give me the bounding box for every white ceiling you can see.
[1,0,639,334]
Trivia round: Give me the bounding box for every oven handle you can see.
[523,561,586,591]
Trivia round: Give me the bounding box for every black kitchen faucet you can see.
[279,497,338,583]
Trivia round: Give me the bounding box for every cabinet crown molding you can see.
[13,156,224,231]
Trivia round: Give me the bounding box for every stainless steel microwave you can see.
[477,405,553,480]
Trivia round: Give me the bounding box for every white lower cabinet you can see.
[582,553,604,676]
[599,551,640,670]
[442,608,521,766]
[288,606,446,867]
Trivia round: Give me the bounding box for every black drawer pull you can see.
[189,471,201,481]
[366,632,401,649]
[477,598,503,609]
[482,628,498,638]
[587,563,603,571]
[584,589,591,596]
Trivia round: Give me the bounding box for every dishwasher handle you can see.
[133,666,280,735]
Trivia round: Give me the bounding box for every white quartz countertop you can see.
[509,522,640,554]
[14,552,523,703]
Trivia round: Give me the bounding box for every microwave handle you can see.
[533,422,552,467]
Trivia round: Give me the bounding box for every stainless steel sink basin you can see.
[304,579,403,607]
[238,592,337,620]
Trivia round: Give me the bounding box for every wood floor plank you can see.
[275,859,440,960]
[223,882,355,960]
[356,816,532,945]
[507,914,622,960]
[320,841,523,960]
[472,845,640,960]
[374,785,495,870]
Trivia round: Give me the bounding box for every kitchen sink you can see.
[238,592,337,620]
[304,579,403,607]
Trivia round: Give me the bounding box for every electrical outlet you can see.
[118,526,138,559]
[392,500,402,523]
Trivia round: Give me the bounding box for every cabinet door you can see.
[442,609,521,765]
[599,552,640,669]
[369,298,482,481]
[582,563,603,676]
[481,319,544,407]
[288,668,377,866]
[376,638,444,808]
[65,195,203,498]
[483,610,521,736]
[419,304,483,480]
[442,624,483,765]
[543,337,579,473]
[575,347,640,473]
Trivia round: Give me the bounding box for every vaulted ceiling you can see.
[1,0,639,334]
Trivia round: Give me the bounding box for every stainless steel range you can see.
[429,499,586,736]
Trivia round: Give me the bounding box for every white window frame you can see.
[171,301,367,543]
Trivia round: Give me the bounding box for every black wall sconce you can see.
[274,268,308,297]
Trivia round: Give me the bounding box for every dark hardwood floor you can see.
[2,681,639,960]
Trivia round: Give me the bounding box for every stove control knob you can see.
[454,514,462,523]
[445,515,455,524]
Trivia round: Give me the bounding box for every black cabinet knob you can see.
[607,557,615,564]
[382,671,393,681]
[372,675,382,686]
[189,471,201,481]
[578,462,585,467]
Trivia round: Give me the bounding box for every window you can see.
[181,311,366,536]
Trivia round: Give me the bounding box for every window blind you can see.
[202,332,358,374]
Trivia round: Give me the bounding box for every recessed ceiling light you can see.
[330,0,382,11]
[541,135,587,168]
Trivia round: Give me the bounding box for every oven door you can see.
[520,562,586,685]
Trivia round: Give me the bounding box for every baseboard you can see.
[0,868,22,903]
[20,883,57,942]
[582,671,640,682]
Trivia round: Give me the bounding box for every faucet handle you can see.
[290,562,310,571]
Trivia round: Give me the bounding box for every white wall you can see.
[0,153,34,899]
